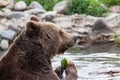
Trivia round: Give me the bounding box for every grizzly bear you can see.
[0,16,78,80]
[55,61,78,80]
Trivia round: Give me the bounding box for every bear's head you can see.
[24,16,77,57]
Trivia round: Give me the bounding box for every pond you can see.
[1,42,120,80]
[52,42,120,80]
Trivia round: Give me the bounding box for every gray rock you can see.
[2,8,12,16]
[54,16,72,29]
[7,23,19,32]
[53,0,68,14]
[110,6,120,13]
[6,0,15,9]
[71,15,95,26]
[105,13,120,28]
[16,19,26,28]
[2,9,24,28]
[90,19,112,37]
[14,1,27,11]
[0,29,16,40]
[42,11,57,21]
[0,11,4,18]
[23,11,31,18]
[0,39,9,50]
[7,12,23,19]
[92,19,107,31]
[26,9,46,15]
[29,1,44,9]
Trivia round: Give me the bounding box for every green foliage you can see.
[113,31,120,44]
[0,7,2,11]
[65,0,109,17]
[61,58,68,68]
[67,44,79,54]
[16,0,62,11]
[100,0,120,7]
[16,0,120,16]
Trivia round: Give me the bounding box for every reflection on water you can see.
[52,43,120,80]
[1,43,120,80]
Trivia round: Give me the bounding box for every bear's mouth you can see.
[57,43,75,54]
[67,36,78,47]
[67,41,75,47]
[57,47,68,54]
[57,36,78,54]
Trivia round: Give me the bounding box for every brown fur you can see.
[64,61,78,80]
[55,61,78,80]
[0,16,77,80]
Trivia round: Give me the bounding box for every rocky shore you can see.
[0,0,120,51]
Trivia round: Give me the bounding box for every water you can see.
[1,43,120,80]
[52,43,120,80]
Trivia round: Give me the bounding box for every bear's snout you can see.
[67,36,78,47]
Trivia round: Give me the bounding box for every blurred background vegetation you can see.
[16,0,62,11]
[16,0,120,17]
[100,0,120,7]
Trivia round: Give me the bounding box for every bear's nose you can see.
[73,36,79,43]
[67,36,78,47]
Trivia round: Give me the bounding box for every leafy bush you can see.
[65,0,109,17]
[16,0,120,17]
[100,0,120,7]
[16,0,62,11]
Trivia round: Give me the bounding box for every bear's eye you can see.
[60,30,63,34]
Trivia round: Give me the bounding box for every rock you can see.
[42,11,57,21]
[105,13,119,26]
[110,6,120,13]
[0,29,16,40]
[89,33,113,43]
[54,16,72,29]
[6,0,15,9]
[23,11,30,18]
[90,19,112,39]
[73,27,90,35]
[92,19,108,31]
[14,1,27,11]
[6,12,23,19]
[2,8,12,16]
[0,0,9,7]
[89,19,113,43]
[16,19,26,28]
[77,35,92,48]
[0,39,9,50]
[71,15,95,25]
[0,11,4,18]
[7,23,19,32]
[0,24,6,30]
[26,9,46,15]
[53,0,68,14]
[29,1,44,9]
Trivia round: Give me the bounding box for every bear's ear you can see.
[26,21,38,33]
[30,16,39,21]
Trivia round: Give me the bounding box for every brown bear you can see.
[55,61,78,80]
[0,16,78,80]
